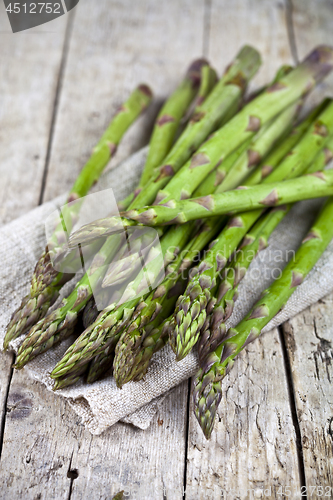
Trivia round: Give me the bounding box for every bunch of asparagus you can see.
[4,44,333,440]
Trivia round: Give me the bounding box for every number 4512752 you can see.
[6,3,62,14]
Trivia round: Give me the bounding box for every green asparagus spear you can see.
[50,215,225,382]
[68,168,333,232]
[113,276,185,387]
[52,363,89,390]
[192,64,218,113]
[53,99,333,378]
[193,195,333,439]
[219,101,301,192]
[87,127,333,386]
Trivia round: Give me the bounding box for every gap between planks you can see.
[285,0,299,64]
[202,0,212,58]
[38,10,76,206]
[278,326,307,497]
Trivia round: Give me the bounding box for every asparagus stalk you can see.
[116,46,333,214]
[112,134,333,387]
[138,59,210,188]
[245,98,331,186]
[193,137,255,197]
[92,70,255,291]
[198,65,299,195]
[198,205,291,365]
[169,98,333,360]
[123,316,173,384]
[50,267,163,379]
[219,101,301,192]
[200,134,333,350]
[4,85,153,349]
[118,60,217,212]
[113,277,184,387]
[47,133,245,383]
[68,168,333,232]
[89,103,328,378]
[68,98,333,245]
[37,47,308,372]
[192,64,218,113]
[14,231,128,368]
[55,47,258,332]
[193,196,333,439]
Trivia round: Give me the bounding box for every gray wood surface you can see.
[0,0,332,499]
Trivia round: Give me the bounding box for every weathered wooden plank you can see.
[70,382,189,500]
[282,294,333,495]
[0,0,206,498]
[0,368,189,500]
[0,4,68,224]
[185,330,300,499]
[208,0,293,89]
[0,1,69,487]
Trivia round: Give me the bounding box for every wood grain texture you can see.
[0,372,75,500]
[185,330,300,499]
[208,0,293,89]
[0,371,189,500]
[282,294,333,495]
[42,0,207,202]
[70,382,189,500]
[0,0,205,498]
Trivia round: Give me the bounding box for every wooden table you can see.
[0,1,332,498]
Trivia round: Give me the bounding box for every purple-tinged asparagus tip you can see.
[137,84,153,99]
[303,45,333,83]
[187,58,210,87]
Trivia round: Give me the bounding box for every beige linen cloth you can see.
[1,148,333,435]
